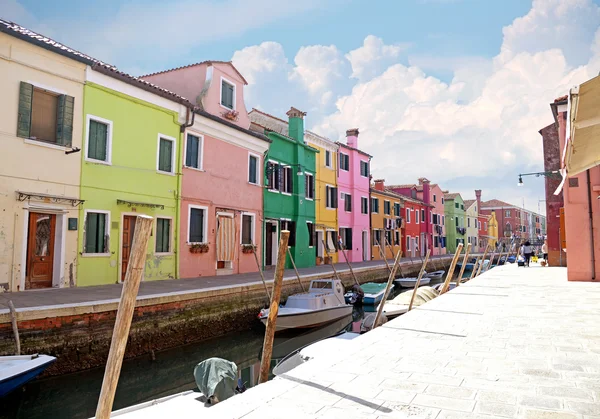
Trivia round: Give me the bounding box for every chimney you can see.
[475,189,482,215]
[287,107,306,143]
[346,128,359,148]
[421,178,431,205]
[374,179,385,192]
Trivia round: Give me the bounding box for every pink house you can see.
[143,61,270,277]
[337,129,371,262]
[427,182,447,255]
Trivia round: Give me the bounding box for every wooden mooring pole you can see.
[95,215,153,419]
[339,243,360,287]
[469,254,482,280]
[385,236,403,278]
[286,248,306,292]
[322,240,341,281]
[475,244,490,277]
[259,230,290,384]
[440,243,463,294]
[408,249,430,311]
[373,250,403,329]
[377,239,393,273]
[252,244,271,300]
[8,301,20,355]
[455,243,472,288]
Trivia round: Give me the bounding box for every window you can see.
[17,82,74,146]
[282,166,293,194]
[385,230,392,247]
[442,215,445,224]
[441,198,444,204]
[406,236,411,250]
[455,217,459,226]
[430,212,433,224]
[185,133,203,169]
[505,210,511,217]
[468,218,471,228]
[433,194,437,203]
[343,193,352,212]
[86,116,112,163]
[188,206,207,243]
[326,186,338,208]
[373,229,382,246]
[360,161,369,177]
[248,154,259,185]
[473,237,477,246]
[339,228,352,250]
[384,201,391,215]
[241,213,255,245]
[339,153,350,171]
[280,220,296,246]
[220,78,235,109]
[325,150,332,168]
[394,231,400,245]
[407,209,411,223]
[361,197,368,214]
[416,210,420,224]
[421,209,425,223]
[305,173,314,199]
[84,211,109,254]
[455,202,459,209]
[371,198,379,213]
[266,161,280,191]
[155,218,171,253]
[415,237,419,249]
[433,214,438,224]
[461,204,464,210]
[307,222,315,247]
[394,203,401,216]
[434,236,439,247]
[157,136,175,174]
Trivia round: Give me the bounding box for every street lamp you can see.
[517,171,561,187]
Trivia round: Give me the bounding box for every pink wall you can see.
[179,132,263,278]
[430,184,446,255]
[337,134,371,262]
[558,110,600,281]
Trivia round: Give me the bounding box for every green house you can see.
[258,107,317,269]
[444,192,466,253]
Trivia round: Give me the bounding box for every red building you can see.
[387,184,431,258]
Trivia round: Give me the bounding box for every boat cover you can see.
[360,283,386,294]
[193,358,238,403]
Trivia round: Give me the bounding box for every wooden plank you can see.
[8,301,20,355]
[409,249,431,311]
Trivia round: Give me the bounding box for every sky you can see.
[3,0,600,215]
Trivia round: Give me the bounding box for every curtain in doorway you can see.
[217,216,235,262]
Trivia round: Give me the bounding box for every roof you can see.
[387,184,417,190]
[384,188,432,207]
[141,60,249,85]
[480,199,515,208]
[443,193,461,200]
[463,199,476,208]
[336,141,372,158]
[0,18,114,68]
[370,188,405,202]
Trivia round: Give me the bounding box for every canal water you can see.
[0,270,474,419]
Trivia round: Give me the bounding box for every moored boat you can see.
[0,354,56,397]
[394,277,431,288]
[424,270,445,281]
[377,286,439,318]
[344,282,387,305]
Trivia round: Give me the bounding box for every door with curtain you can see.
[217,214,235,269]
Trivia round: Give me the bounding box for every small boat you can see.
[377,286,439,318]
[456,262,476,271]
[394,277,431,288]
[258,279,353,331]
[506,255,517,263]
[344,282,387,305]
[0,354,56,397]
[424,270,445,281]
[432,282,457,292]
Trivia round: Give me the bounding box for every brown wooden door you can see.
[122,215,137,282]
[26,213,56,289]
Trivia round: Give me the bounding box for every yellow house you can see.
[487,211,499,247]
[305,131,339,264]
[0,20,92,291]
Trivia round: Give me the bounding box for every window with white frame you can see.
[86,115,112,163]
[416,210,420,224]
[282,166,293,194]
[188,206,207,243]
[325,150,332,168]
[384,200,391,215]
[421,209,425,223]
[307,222,315,247]
[248,154,259,185]
[407,209,411,223]
[185,133,202,169]
[394,202,401,216]
[505,210,511,217]
[339,153,349,171]
[343,193,352,212]
[371,197,379,213]
[221,78,235,109]
[155,218,171,253]
[361,197,368,214]
[406,236,411,250]
[305,173,314,199]
[84,211,110,254]
[157,135,175,174]
[441,197,444,204]
[266,161,280,191]
[241,213,255,245]
[326,185,338,208]
[442,215,445,224]
[360,161,369,177]
[433,194,437,203]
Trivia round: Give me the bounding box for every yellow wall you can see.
[0,33,86,291]
[370,190,403,260]
[488,211,499,245]
[306,133,338,264]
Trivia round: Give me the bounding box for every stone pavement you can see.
[191,264,599,418]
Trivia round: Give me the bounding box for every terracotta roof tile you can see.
[141,60,249,85]
[481,199,515,208]
[463,199,476,208]
[444,193,461,200]
[387,184,417,189]
[554,95,568,103]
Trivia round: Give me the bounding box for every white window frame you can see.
[156,134,177,175]
[248,152,261,186]
[325,184,335,209]
[85,114,113,165]
[82,209,111,257]
[416,210,420,224]
[184,131,204,171]
[343,192,352,212]
[281,165,292,196]
[441,198,444,204]
[325,150,332,168]
[154,216,174,255]
[406,235,411,250]
[267,160,280,193]
[187,205,209,244]
[220,76,236,111]
[505,210,511,217]
[433,194,436,203]
[361,196,368,215]
[384,200,391,215]
[305,172,314,200]
[240,212,256,245]
[360,160,369,177]
[340,152,349,171]
[371,197,379,214]
[307,221,314,248]
[406,209,411,223]
[442,215,445,224]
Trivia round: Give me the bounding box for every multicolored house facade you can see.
[371,180,403,259]
[337,129,371,262]
[429,182,446,255]
[388,184,427,258]
[444,192,466,253]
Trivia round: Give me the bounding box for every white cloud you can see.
[346,35,408,81]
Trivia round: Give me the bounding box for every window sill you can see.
[184,166,205,172]
[325,207,336,210]
[157,170,176,176]
[155,252,174,256]
[81,253,111,258]
[24,138,69,151]
[188,242,208,245]
[85,158,112,166]
[281,192,292,196]
[267,189,280,194]
[248,182,261,187]
[220,104,236,112]
[305,197,314,201]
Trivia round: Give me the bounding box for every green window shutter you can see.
[17,82,33,138]
[88,120,108,161]
[221,81,234,109]
[156,218,170,252]
[159,138,173,172]
[56,95,74,146]
[85,213,106,253]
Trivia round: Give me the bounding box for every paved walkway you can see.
[127,264,600,418]
[0,255,453,313]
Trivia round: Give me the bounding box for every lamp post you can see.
[517,171,561,187]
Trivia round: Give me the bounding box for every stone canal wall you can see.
[0,257,454,375]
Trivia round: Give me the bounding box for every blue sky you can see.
[3,0,600,214]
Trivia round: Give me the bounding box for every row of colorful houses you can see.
[0,19,546,292]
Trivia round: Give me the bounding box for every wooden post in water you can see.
[440,243,463,294]
[475,244,489,277]
[322,240,341,281]
[377,239,392,273]
[455,243,472,287]
[252,244,271,300]
[8,301,20,355]
[486,251,496,272]
[338,243,360,287]
[373,250,403,329]
[259,230,290,384]
[95,215,153,419]
[385,236,403,278]
[286,248,306,292]
[408,249,430,311]
[469,254,482,280]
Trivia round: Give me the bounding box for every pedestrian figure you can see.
[542,240,549,266]
[522,241,533,267]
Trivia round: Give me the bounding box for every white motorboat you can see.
[377,286,439,318]
[258,279,353,331]
[0,354,56,397]
[394,277,431,288]
[424,270,445,281]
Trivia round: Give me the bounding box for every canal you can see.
[0,271,472,419]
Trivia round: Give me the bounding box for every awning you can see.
[17,190,85,207]
[116,199,164,210]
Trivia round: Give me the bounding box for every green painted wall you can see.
[78,82,181,286]
[263,125,317,269]
[444,195,466,254]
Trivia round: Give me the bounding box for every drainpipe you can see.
[586,169,596,280]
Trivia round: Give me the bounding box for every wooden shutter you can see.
[85,213,105,253]
[17,82,33,138]
[332,187,338,208]
[89,120,107,161]
[56,94,74,146]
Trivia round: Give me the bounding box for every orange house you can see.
[371,180,404,260]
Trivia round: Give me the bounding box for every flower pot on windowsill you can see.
[190,243,209,254]
[221,109,239,121]
[316,256,323,265]
[324,256,331,265]
[241,244,256,254]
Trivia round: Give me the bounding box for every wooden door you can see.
[122,215,137,282]
[26,213,56,289]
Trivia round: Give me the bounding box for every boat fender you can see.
[335,282,342,293]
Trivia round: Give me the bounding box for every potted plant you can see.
[241,244,256,254]
[221,109,239,121]
[316,256,323,265]
[190,243,209,254]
